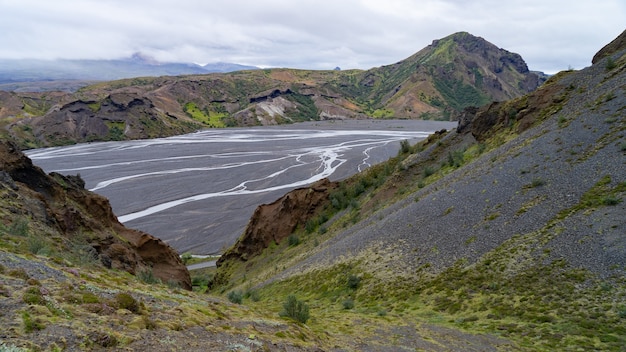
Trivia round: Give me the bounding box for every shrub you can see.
[280,295,310,324]
[245,289,260,302]
[606,57,617,71]
[8,268,29,280]
[68,242,99,267]
[22,287,45,305]
[422,166,434,178]
[181,252,193,265]
[347,275,361,290]
[602,196,622,206]
[27,236,48,255]
[114,293,140,313]
[399,139,411,154]
[8,218,29,237]
[137,269,161,285]
[227,290,243,304]
[288,234,300,247]
[531,178,546,188]
[304,219,317,234]
[342,298,355,310]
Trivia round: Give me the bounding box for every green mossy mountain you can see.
[0,32,542,149]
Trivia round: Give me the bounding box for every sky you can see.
[1,0,624,74]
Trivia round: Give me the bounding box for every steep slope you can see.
[214,32,626,350]
[0,141,191,290]
[0,32,542,149]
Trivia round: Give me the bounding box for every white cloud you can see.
[0,0,624,73]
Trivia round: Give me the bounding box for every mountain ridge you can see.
[0,53,259,89]
[0,32,544,149]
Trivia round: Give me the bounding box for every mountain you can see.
[0,54,259,92]
[0,32,543,149]
[330,31,542,119]
[0,30,625,350]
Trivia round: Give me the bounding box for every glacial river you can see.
[26,119,455,254]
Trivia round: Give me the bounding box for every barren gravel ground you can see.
[277,54,626,283]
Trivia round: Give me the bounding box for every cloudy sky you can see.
[1,0,624,73]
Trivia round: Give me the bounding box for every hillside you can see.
[212,30,626,350]
[0,32,542,149]
[1,31,624,351]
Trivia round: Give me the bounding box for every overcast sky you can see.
[1,0,624,73]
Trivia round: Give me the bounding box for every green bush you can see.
[181,252,193,265]
[27,236,48,255]
[530,178,546,188]
[304,219,317,234]
[8,218,29,237]
[280,295,310,324]
[288,234,300,247]
[602,196,622,206]
[347,275,361,290]
[137,269,161,285]
[342,298,355,310]
[245,289,261,302]
[606,57,617,71]
[399,139,411,154]
[114,293,140,313]
[227,290,243,304]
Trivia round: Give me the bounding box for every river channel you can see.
[26,119,456,254]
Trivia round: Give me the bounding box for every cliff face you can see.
[0,141,191,289]
[217,178,337,265]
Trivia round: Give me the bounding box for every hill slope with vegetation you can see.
[1,31,624,350]
[0,32,542,149]
[212,30,626,351]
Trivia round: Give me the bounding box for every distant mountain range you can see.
[0,32,545,149]
[0,53,258,92]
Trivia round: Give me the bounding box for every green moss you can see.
[105,121,125,141]
[114,292,140,313]
[284,92,319,121]
[183,102,226,128]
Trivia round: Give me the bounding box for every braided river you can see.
[27,120,455,254]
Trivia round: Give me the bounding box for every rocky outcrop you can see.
[592,29,626,64]
[217,178,337,265]
[0,141,191,289]
[456,76,568,141]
